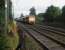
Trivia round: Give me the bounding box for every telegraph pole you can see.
[12,4,14,19]
[5,0,8,35]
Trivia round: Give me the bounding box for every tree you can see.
[44,5,61,22]
[0,0,5,24]
[62,6,65,22]
[0,0,5,9]
[37,13,44,21]
[20,13,24,18]
[37,13,44,17]
[29,7,36,16]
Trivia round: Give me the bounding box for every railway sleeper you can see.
[21,24,65,50]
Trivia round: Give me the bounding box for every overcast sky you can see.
[11,0,65,18]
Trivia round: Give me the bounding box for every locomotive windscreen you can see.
[29,16,35,22]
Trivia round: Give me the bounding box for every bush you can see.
[0,21,19,50]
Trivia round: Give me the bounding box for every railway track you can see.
[36,23,65,32]
[26,24,65,47]
[35,24,65,36]
[19,23,65,50]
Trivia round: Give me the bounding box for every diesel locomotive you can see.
[23,15,35,24]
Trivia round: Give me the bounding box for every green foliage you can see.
[62,6,65,22]
[62,6,65,14]
[37,13,44,17]
[0,0,5,9]
[44,5,61,22]
[46,6,61,16]
[36,13,44,23]
[29,7,36,16]
[0,0,5,24]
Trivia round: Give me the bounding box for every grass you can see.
[0,34,19,50]
[25,33,43,50]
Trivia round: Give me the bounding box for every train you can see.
[18,15,36,25]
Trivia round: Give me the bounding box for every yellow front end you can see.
[28,16,35,24]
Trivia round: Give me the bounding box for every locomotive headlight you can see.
[29,17,35,21]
